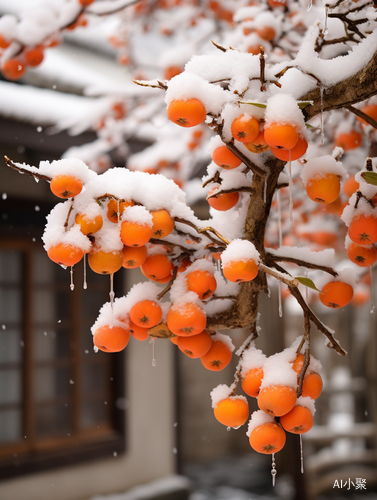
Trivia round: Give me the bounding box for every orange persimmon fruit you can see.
[249,422,286,454]
[167,98,207,127]
[270,136,308,161]
[129,300,162,329]
[245,130,270,154]
[231,114,260,143]
[25,47,44,67]
[186,270,217,300]
[122,245,148,269]
[257,385,297,417]
[319,281,353,309]
[107,199,134,223]
[129,319,150,341]
[214,397,250,428]
[2,58,27,80]
[212,145,242,169]
[177,330,213,358]
[264,122,299,150]
[120,220,152,247]
[167,302,207,336]
[356,104,377,128]
[207,189,239,211]
[75,213,103,235]
[335,130,362,151]
[200,338,232,371]
[347,242,377,267]
[343,176,359,198]
[242,367,264,398]
[47,243,84,267]
[88,248,124,274]
[151,209,175,238]
[302,372,323,399]
[50,175,83,198]
[305,173,341,204]
[280,405,313,434]
[93,325,130,352]
[140,254,174,280]
[222,259,258,283]
[348,214,377,246]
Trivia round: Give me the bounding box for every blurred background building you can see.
[0,2,377,500]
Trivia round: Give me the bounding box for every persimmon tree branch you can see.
[300,49,377,120]
[271,262,347,356]
[265,251,338,277]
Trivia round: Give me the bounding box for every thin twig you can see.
[4,156,52,182]
[259,263,299,287]
[266,251,338,277]
[157,266,178,300]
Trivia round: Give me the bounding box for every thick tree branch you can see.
[301,49,377,120]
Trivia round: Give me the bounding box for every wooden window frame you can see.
[0,198,126,480]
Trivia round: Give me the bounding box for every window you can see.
[0,208,125,478]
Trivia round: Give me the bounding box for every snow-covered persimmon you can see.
[242,367,264,398]
[107,199,134,223]
[231,114,259,143]
[213,397,249,428]
[47,243,84,267]
[93,325,130,352]
[167,302,206,336]
[75,213,103,235]
[50,175,83,198]
[167,98,206,127]
[186,270,217,300]
[264,122,299,150]
[222,259,258,283]
[305,173,341,204]
[207,189,239,211]
[257,385,297,417]
[291,353,304,374]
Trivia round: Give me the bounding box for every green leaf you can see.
[297,101,313,109]
[361,171,377,186]
[238,101,267,108]
[296,276,322,293]
[305,123,320,130]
